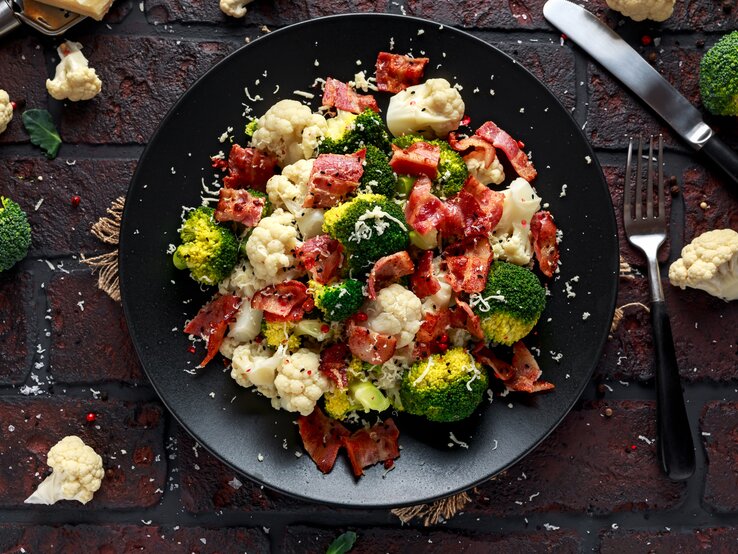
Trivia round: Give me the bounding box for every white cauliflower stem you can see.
[25,436,104,505]
[251,100,327,165]
[366,283,423,348]
[219,0,254,18]
[245,208,303,284]
[668,229,738,301]
[605,0,675,22]
[46,41,102,102]
[466,154,505,186]
[0,89,13,134]
[386,78,464,139]
[490,178,541,265]
[266,159,324,238]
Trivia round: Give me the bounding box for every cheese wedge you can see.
[33,0,114,20]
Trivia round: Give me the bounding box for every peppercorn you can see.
[71,195,81,208]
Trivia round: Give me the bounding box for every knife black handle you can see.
[701,134,738,187]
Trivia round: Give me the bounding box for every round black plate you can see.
[120,14,618,508]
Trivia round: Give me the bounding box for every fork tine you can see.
[646,136,654,219]
[635,136,643,220]
[657,134,664,219]
[625,137,633,221]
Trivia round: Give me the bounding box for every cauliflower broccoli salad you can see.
[174,51,562,478]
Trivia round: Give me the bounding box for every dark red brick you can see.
[0,271,35,385]
[0,158,137,257]
[0,397,165,509]
[467,401,685,516]
[103,0,135,23]
[0,524,269,553]
[281,526,580,554]
[682,166,738,245]
[587,0,738,32]
[48,271,144,384]
[406,0,549,30]
[600,527,738,553]
[702,402,738,512]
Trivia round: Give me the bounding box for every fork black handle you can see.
[651,300,695,481]
[701,135,738,187]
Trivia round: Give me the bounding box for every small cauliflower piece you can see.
[245,208,303,284]
[219,0,254,18]
[466,153,505,186]
[605,0,675,22]
[231,342,286,397]
[490,178,541,266]
[227,302,263,343]
[272,348,330,416]
[219,259,268,299]
[46,41,102,102]
[366,283,423,348]
[251,100,328,165]
[25,436,104,505]
[266,159,324,238]
[421,257,453,313]
[0,89,12,134]
[668,228,738,301]
[386,78,464,139]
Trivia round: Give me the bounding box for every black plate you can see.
[120,14,618,508]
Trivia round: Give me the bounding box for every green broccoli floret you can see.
[320,109,392,155]
[471,261,546,346]
[311,279,365,321]
[700,31,738,116]
[262,318,331,350]
[392,135,468,197]
[400,347,488,423]
[323,380,391,420]
[173,206,238,285]
[358,145,397,197]
[244,118,259,138]
[247,189,273,217]
[0,197,31,272]
[322,193,409,274]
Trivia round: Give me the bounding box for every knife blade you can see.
[543,0,738,186]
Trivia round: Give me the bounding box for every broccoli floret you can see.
[358,145,397,198]
[471,261,546,346]
[244,118,259,138]
[247,189,273,217]
[323,380,390,420]
[320,109,392,155]
[700,31,738,116]
[173,206,238,285]
[323,193,409,274]
[400,347,488,423]
[311,279,365,321]
[262,318,331,350]
[392,135,468,197]
[0,197,31,272]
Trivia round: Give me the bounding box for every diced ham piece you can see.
[475,121,537,182]
[296,235,344,285]
[251,281,314,323]
[530,210,560,278]
[298,407,351,474]
[319,343,350,390]
[442,177,504,238]
[367,251,415,300]
[449,133,499,173]
[303,151,366,208]
[342,419,400,477]
[449,299,484,340]
[183,294,242,367]
[346,320,397,365]
[473,342,554,393]
[389,142,440,179]
[322,77,380,114]
[375,52,429,93]
[410,250,441,298]
[222,144,278,191]
[214,188,266,227]
[404,176,446,235]
[443,236,493,294]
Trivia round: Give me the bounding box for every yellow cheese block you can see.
[33,0,114,20]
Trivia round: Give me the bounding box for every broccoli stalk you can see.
[0,197,31,272]
[392,134,468,197]
[323,380,391,420]
[700,31,738,116]
[262,318,332,350]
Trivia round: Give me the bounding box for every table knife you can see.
[543,0,738,186]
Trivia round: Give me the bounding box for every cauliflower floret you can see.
[466,154,505,186]
[668,228,738,301]
[219,0,254,18]
[0,89,12,134]
[46,41,102,102]
[490,178,541,265]
[272,348,330,416]
[266,159,324,238]
[245,208,303,284]
[219,259,268,299]
[605,0,675,22]
[251,100,328,165]
[231,342,286,397]
[227,302,263,344]
[25,436,104,505]
[386,78,465,139]
[366,283,423,348]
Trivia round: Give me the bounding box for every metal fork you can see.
[624,135,695,481]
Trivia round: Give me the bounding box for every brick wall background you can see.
[1,1,738,552]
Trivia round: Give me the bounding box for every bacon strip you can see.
[442,177,504,238]
[367,251,415,300]
[530,211,560,278]
[214,188,266,227]
[346,321,397,365]
[303,151,365,208]
[449,299,484,340]
[375,52,429,93]
[473,341,554,393]
[389,142,440,179]
[183,294,242,367]
[404,176,446,235]
[410,250,441,298]
[415,309,451,343]
[322,77,379,114]
[298,407,351,474]
[319,343,350,390]
[251,281,314,323]
[342,419,400,477]
[475,121,537,182]
[443,236,493,294]
[449,134,499,172]
[222,144,279,191]
[296,235,344,285]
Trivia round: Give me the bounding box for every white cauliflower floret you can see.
[251,100,328,164]
[490,178,541,265]
[386,78,464,139]
[25,436,104,505]
[231,342,286,397]
[245,208,303,284]
[366,283,423,348]
[219,259,268,299]
[466,154,505,186]
[227,303,263,343]
[46,41,102,102]
[0,89,12,134]
[421,256,453,313]
[272,348,330,416]
[605,0,675,22]
[266,159,324,238]
[219,0,254,18]
[668,228,738,301]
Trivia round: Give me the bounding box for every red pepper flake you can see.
[641,35,652,46]
[460,114,471,126]
[85,412,97,423]
[356,312,368,322]
[560,33,567,41]
[630,444,637,450]
[187,344,196,354]
[71,195,81,208]
[439,333,449,344]
[521,219,527,227]
[320,324,330,333]
[10,101,17,110]
[517,140,525,149]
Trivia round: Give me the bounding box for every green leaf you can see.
[22,109,61,159]
[326,531,357,554]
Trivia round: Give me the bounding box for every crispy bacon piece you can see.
[303,151,366,208]
[319,343,350,390]
[298,407,351,474]
[296,235,344,285]
[404,176,446,235]
[222,144,278,191]
[415,309,451,343]
[183,294,242,367]
[367,251,415,300]
[346,320,397,365]
[449,134,499,173]
[251,281,314,323]
[449,299,484,340]
[342,418,400,477]
[410,250,441,298]
[530,211,560,278]
[475,121,537,182]
[442,177,504,238]
[214,188,266,227]
[322,77,380,114]
[390,142,440,179]
[375,52,429,93]
[443,236,493,294]
[473,342,554,393]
